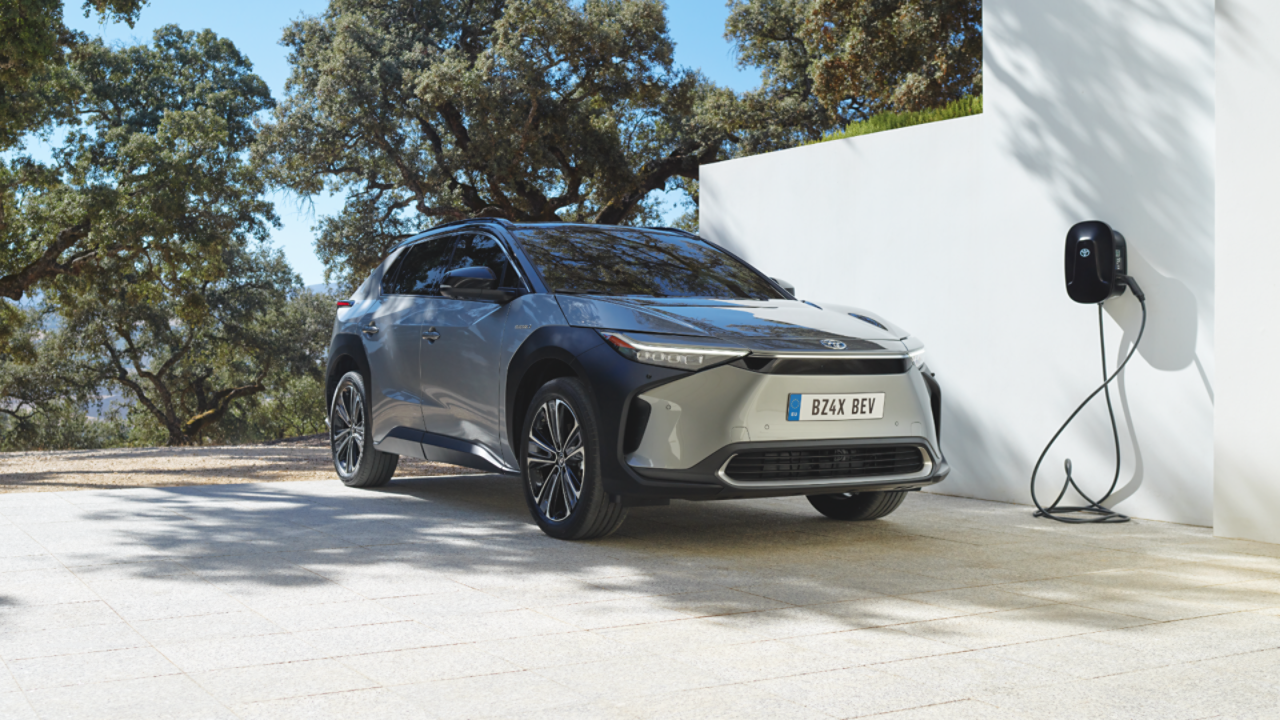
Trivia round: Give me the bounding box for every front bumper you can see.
[571,343,947,501]
[630,437,949,500]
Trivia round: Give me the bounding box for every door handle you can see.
[422,327,440,343]
[361,323,378,336]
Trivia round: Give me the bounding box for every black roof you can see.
[424,217,697,238]
[387,218,700,255]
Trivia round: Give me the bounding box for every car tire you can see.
[807,490,907,521]
[330,371,398,488]
[521,377,627,540]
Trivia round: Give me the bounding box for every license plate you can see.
[787,393,885,421]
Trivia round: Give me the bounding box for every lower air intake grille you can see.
[723,446,925,482]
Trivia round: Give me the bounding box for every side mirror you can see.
[772,277,796,297]
[440,267,519,302]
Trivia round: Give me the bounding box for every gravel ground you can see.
[1,435,476,494]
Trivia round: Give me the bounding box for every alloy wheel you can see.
[526,398,585,522]
[331,383,365,476]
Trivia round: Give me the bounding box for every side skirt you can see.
[375,427,520,475]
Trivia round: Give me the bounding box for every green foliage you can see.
[807,0,982,114]
[0,304,125,451]
[0,25,276,307]
[0,399,129,452]
[0,25,326,449]
[725,0,982,153]
[725,0,855,154]
[0,0,148,149]
[3,276,334,449]
[55,247,329,446]
[812,94,982,144]
[257,0,736,291]
[220,374,328,443]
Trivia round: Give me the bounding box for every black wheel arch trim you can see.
[326,333,372,411]
[505,325,691,494]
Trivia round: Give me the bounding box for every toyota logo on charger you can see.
[820,339,847,350]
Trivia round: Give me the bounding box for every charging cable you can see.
[1030,277,1146,523]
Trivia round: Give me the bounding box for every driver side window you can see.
[445,234,525,290]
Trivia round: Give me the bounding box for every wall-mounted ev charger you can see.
[1065,220,1128,304]
[1031,221,1147,524]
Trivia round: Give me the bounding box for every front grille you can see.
[723,445,925,482]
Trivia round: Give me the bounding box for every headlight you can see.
[908,346,926,368]
[598,331,748,371]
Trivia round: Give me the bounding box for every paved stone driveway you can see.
[2,475,1279,720]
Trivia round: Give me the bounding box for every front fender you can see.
[505,326,689,494]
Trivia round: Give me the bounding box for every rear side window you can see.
[384,237,456,295]
[446,234,524,290]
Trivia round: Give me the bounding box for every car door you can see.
[363,236,456,448]
[419,233,527,461]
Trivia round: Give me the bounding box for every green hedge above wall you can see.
[811,95,983,145]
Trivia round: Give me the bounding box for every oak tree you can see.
[51,245,328,446]
[805,0,982,113]
[256,0,738,290]
[1,25,274,308]
[725,0,982,151]
[0,26,316,447]
[725,0,860,153]
[0,0,148,149]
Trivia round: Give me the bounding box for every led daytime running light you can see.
[598,331,748,370]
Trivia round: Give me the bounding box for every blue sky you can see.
[65,1,759,286]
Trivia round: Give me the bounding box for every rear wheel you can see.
[807,490,907,521]
[521,377,626,540]
[330,371,398,488]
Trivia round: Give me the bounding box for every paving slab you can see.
[1,476,1279,718]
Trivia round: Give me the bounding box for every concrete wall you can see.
[701,0,1217,527]
[1214,0,1280,544]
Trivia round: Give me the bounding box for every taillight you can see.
[336,300,354,308]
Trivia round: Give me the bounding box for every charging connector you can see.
[1030,276,1146,524]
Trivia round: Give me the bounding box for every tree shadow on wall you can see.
[984,0,1216,507]
[988,0,1213,373]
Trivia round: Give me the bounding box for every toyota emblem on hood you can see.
[821,339,847,350]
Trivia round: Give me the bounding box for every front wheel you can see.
[807,490,907,521]
[521,377,626,540]
[330,371,398,488]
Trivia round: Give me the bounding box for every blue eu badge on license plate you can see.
[787,393,802,422]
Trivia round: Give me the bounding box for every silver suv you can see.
[326,220,947,539]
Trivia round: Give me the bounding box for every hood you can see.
[556,296,908,353]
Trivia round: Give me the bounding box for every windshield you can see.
[511,226,784,300]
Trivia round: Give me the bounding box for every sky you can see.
[63,1,761,286]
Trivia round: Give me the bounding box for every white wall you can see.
[1214,0,1280,543]
[702,0,1217,527]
